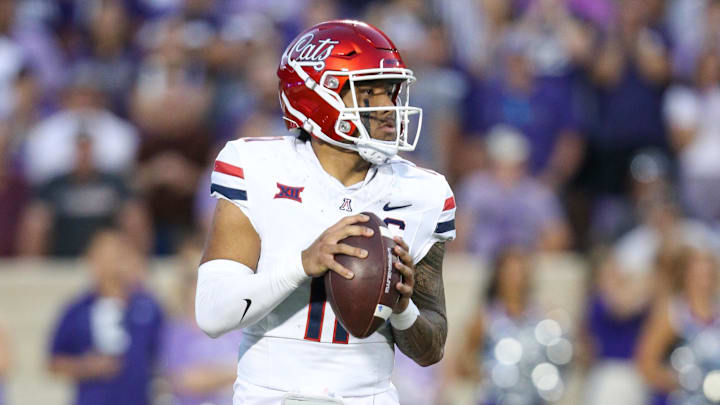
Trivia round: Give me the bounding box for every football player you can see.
[195,20,456,405]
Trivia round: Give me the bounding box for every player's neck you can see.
[310,139,371,187]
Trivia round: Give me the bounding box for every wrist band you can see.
[390,299,419,330]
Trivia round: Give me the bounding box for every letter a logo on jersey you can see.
[339,198,352,212]
[274,183,304,203]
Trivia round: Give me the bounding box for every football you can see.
[325,212,402,338]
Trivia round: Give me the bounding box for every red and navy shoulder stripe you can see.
[434,196,456,234]
[210,160,247,201]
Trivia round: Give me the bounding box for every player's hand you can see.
[301,214,373,279]
[392,237,415,314]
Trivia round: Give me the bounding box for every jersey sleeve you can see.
[210,141,251,218]
[411,176,456,263]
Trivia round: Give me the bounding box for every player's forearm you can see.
[393,309,447,366]
[195,256,308,337]
[392,242,448,366]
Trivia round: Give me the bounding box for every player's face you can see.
[341,81,398,142]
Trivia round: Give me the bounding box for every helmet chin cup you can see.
[356,138,397,165]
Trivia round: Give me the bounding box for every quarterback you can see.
[195,20,456,405]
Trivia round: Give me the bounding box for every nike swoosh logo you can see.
[383,202,412,211]
[240,299,252,322]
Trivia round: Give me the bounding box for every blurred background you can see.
[1,0,720,404]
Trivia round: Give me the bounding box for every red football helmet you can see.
[277,20,422,164]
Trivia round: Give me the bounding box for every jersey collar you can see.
[295,138,394,204]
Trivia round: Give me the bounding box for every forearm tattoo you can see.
[392,242,448,366]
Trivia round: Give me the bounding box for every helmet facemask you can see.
[283,58,423,165]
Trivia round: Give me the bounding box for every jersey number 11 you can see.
[303,278,349,344]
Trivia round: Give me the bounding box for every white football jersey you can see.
[209,136,455,397]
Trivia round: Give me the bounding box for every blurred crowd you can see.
[44,228,239,405]
[1,0,720,404]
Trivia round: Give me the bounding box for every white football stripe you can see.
[438,208,456,221]
[211,171,247,189]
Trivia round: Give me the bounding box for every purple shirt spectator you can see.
[463,76,578,174]
[49,290,164,405]
[583,18,672,197]
[587,294,647,359]
[515,0,616,30]
[568,0,616,30]
[12,23,68,97]
[594,62,668,148]
[457,171,565,257]
[161,319,241,405]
